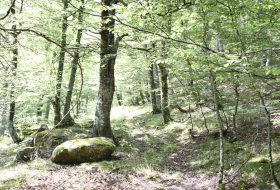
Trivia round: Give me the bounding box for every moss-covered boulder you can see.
[51,137,116,164]
[15,147,40,162]
[33,130,68,153]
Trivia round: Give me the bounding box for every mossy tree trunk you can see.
[93,0,126,141]
[149,63,161,114]
[45,97,51,121]
[8,2,21,143]
[158,63,172,124]
[53,0,68,127]
[61,0,84,127]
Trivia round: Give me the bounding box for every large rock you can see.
[34,130,68,152]
[15,147,40,162]
[51,137,116,164]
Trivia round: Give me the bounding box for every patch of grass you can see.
[0,177,26,190]
[190,137,250,176]
[0,136,20,157]
[241,155,280,189]
[164,122,186,134]
[162,144,179,154]
[136,163,162,182]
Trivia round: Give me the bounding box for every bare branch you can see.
[0,0,16,20]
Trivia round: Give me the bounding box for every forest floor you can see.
[1,106,280,190]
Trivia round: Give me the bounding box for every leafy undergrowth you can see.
[0,106,280,189]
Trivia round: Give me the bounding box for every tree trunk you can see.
[0,66,9,136]
[149,63,161,114]
[45,97,51,120]
[210,72,224,189]
[8,3,21,143]
[36,96,43,119]
[158,63,172,124]
[153,62,161,109]
[61,0,84,127]
[144,90,151,103]
[116,87,123,106]
[232,83,239,141]
[139,89,146,104]
[257,91,280,188]
[53,0,68,126]
[93,0,115,139]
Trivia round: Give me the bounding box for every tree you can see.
[61,0,85,127]
[0,66,8,136]
[93,0,126,140]
[158,62,172,124]
[53,0,69,126]
[7,0,22,143]
[149,62,161,114]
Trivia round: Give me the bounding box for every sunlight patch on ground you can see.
[111,106,150,120]
[0,162,46,183]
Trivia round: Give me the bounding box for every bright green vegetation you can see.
[1,0,280,189]
[0,106,280,189]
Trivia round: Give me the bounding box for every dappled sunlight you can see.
[111,106,150,120]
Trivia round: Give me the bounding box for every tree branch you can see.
[0,0,16,20]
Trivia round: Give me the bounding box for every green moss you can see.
[51,137,116,164]
[271,132,280,138]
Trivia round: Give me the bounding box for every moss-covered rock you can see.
[51,137,116,164]
[33,130,68,152]
[14,147,40,162]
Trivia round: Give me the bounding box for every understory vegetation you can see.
[1,0,280,189]
[1,105,280,189]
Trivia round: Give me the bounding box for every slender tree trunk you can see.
[116,87,123,106]
[257,91,280,189]
[8,3,21,143]
[139,89,146,104]
[149,63,161,114]
[93,0,116,139]
[232,83,239,141]
[0,66,9,136]
[76,94,80,118]
[158,63,172,124]
[45,97,51,120]
[153,62,161,109]
[144,90,151,103]
[53,0,68,126]
[84,95,89,113]
[210,72,224,189]
[36,96,43,117]
[61,0,84,127]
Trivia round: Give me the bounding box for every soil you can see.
[17,137,219,190]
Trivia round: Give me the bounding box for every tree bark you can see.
[93,0,123,141]
[0,66,9,136]
[210,72,224,189]
[61,0,84,127]
[257,91,280,189]
[149,63,161,114]
[158,63,172,124]
[116,87,123,106]
[53,0,68,126]
[8,3,21,143]
[45,97,51,121]
[153,62,161,109]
